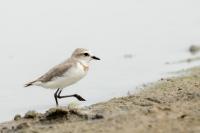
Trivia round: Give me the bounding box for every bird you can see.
[25,48,100,106]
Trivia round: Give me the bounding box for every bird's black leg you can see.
[58,89,62,96]
[54,88,60,106]
[57,90,86,101]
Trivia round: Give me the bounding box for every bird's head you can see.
[71,48,100,63]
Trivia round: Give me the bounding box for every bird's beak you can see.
[91,56,100,60]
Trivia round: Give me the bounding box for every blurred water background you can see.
[0,0,200,121]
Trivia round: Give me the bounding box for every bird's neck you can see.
[77,60,89,72]
[78,60,89,66]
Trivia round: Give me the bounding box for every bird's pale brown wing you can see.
[25,59,75,87]
[38,63,73,83]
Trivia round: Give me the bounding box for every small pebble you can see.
[14,114,22,121]
[2,126,8,130]
[123,54,133,59]
[189,45,200,54]
[16,122,30,130]
[24,111,38,119]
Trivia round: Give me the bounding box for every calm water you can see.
[0,0,200,122]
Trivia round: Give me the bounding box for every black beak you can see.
[91,56,100,60]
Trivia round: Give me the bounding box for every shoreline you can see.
[1,66,200,133]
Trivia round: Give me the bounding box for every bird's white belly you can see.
[43,76,82,89]
[39,64,87,89]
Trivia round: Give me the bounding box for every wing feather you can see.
[25,59,75,87]
[38,63,73,82]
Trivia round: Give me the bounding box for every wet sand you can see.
[0,67,200,133]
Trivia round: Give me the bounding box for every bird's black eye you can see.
[84,53,90,56]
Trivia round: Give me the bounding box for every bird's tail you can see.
[24,80,36,87]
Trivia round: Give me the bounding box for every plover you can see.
[25,48,100,106]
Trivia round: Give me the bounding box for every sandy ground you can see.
[0,67,200,133]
